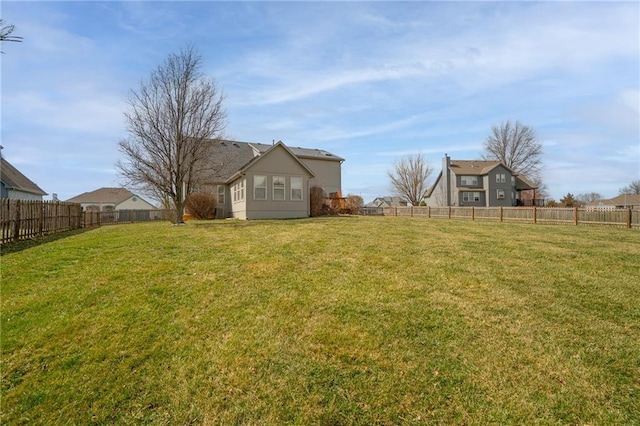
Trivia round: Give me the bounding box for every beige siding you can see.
[301,158,342,195]
[243,145,312,219]
[117,196,157,210]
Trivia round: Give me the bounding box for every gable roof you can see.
[589,194,640,207]
[365,196,408,207]
[0,157,48,196]
[66,187,135,204]
[205,139,338,183]
[250,142,345,162]
[425,158,538,197]
[236,141,315,178]
[449,160,502,175]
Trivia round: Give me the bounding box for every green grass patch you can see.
[2,217,639,424]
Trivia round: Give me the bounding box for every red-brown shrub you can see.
[185,192,217,219]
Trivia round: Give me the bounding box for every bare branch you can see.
[388,153,434,206]
[117,45,226,223]
[482,120,542,181]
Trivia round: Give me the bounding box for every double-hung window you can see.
[273,176,285,200]
[496,173,506,183]
[217,185,225,204]
[291,177,303,201]
[497,189,505,199]
[461,175,478,186]
[233,179,245,202]
[463,192,480,202]
[254,175,267,200]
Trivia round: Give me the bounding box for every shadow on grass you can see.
[0,228,95,256]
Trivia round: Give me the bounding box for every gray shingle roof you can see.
[0,157,48,196]
[205,140,256,183]
[205,139,342,183]
[66,187,134,203]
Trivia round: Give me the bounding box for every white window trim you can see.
[217,185,225,205]
[254,175,267,200]
[463,192,480,202]
[291,177,303,201]
[497,189,505,199]
[461,175,478,186]
[273,176,286,201]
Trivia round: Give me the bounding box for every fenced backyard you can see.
[365,205,640,228]
[2,200,638,245]
[0,199,172,244]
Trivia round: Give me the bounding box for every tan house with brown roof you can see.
[66,187,156,212]
[587,194,640,210]
[203,140,344,220]
[425,154,538,207]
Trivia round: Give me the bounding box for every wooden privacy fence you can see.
[1,199,175,244]
[1,200,83,244]
[380,206,639,228]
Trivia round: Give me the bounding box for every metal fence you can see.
[378,206,639,228]
[82,209,174,227]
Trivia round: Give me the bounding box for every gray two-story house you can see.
[424,154,537,207]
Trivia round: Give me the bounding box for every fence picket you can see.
[375,206,638,229]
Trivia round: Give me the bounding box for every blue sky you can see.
[2,1,638,203]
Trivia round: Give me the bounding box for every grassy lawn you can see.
[1,217,639,425]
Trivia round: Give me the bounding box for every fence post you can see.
[448,206,451,219]
[39,201,45,237]
[499,206,503,222]
[533,207,537,224]
[472,206,475,221]
[627,208,632,229]
[574,207,578,226]
[13,199,21,241]
[410,206,413,217]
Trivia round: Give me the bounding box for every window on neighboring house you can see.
[496,173,506,183]
[273,176,285,200]
[291,177,303,201]
[254,175,267,200]
[461,175,478,186]
[497,189,505,199]
[217,185,225,205]
[462,192,481,202]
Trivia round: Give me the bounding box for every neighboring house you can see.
[1,157,48,200]
[66,187,156,211]
[365,196,408,208]
[586,194,640,210]
[424,154,538,207]
[203,140,344,220]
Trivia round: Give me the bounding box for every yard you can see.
[1,217,639,424]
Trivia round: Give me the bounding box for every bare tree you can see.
[577,192,602,204]
[117,46,226,224]
[1,19,23,53]
[619,180,640,195]
[482,120,543,180]
[388,153,434,206]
